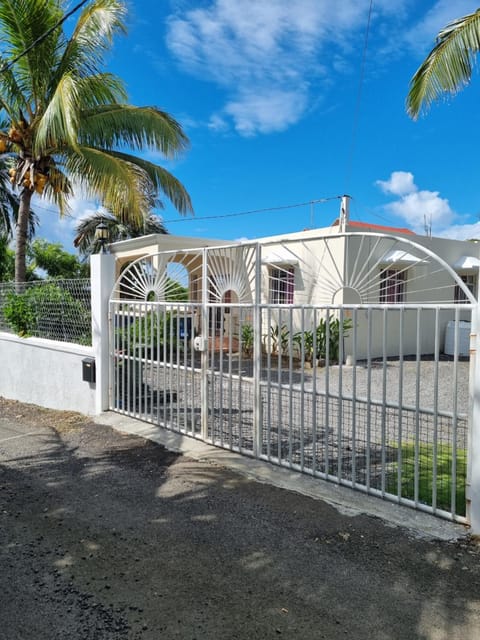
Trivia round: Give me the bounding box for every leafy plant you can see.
[316,317,353,363]
[3,283,91,343]
[3,290,35,336]
[268,323,290,356]
[241,324,254,357]
[293,329,315,364]
[294,317,353,364]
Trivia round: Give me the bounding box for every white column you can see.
[467,264,480,530]
[91,253,116,414]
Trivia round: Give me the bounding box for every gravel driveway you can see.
[1,397,480,640]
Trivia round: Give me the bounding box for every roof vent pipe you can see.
[339,194,350,233]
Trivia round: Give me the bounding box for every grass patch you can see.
[386,442,466,516]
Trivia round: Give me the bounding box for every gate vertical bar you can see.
[201,248,209,441]
[253,244,263,457]
[468,296,480,531]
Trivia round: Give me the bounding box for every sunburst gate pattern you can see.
[111,245,258,303]
[206,245,257,303]
[111,250,201,301]
[260,233,477,305]
[111,233,476,306]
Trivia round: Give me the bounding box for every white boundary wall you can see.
[0,332,96,414]
[0,253,116,416]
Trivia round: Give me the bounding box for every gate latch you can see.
[193,336,208,352]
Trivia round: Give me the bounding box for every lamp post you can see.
[95,222,109,253]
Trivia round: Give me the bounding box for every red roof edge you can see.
[332,219,415,235]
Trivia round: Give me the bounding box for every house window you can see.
[455,274,477,302]
[269,267,294,304]
[379,269,406,303]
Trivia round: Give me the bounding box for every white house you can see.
[109,197,478,360]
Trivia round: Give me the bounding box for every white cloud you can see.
[436,222,480,241]
[376,171,455,233]
[208,113,229,133]
[224,88,307,136]
[166,0,407,136]
[376,171,417,197]
[386,190,454,232]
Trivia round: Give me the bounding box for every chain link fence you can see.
[0,279,91,345]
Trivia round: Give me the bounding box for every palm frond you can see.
[65,146,152,224]
[55,0,126,81]
[77,74,128,109]
[41,166,73,217]
[0,0,63,111]
[407,9,480,119]
[107,150,193,215]
[0,55,31,119]
[80,105,190,157]
[34,72,80,153]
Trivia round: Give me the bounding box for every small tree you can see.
[29,239,89,278]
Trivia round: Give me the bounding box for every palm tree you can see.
[0,153,38,243]
[407,10,480,119]
[73,211,168,256]
[0,0,192,284]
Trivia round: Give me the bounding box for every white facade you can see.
[109,219,479,360]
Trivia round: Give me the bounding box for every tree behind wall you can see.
[0,0,192,284]
[74,211,168,257]
[29,239,89,279]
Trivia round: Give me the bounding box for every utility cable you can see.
[162,196,342,224]
[344,0,374,191]
[0,0,90,73]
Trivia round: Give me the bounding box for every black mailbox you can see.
[82,357,96,383]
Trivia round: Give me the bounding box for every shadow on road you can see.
[1,403,480,639]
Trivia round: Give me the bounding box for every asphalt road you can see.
[1,397,480,640]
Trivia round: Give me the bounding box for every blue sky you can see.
[39,0,480,250]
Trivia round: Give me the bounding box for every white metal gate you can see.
[109,233,476,524]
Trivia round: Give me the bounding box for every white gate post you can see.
[91,252,116,414]
[468,298,480,533]
[253,243,263,457]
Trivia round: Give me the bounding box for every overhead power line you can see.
[344,0,374,191]
[162,196,342,224]
[0,0,90,73]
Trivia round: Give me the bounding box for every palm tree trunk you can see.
[15,188,33,287]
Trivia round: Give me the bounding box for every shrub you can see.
[4,283,91,343]
[117,311,179,359]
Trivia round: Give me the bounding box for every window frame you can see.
[454,273,477,303]
[379,268,406,303]
[269,265,295,304]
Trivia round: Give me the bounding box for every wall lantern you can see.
[95,222,109,253]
